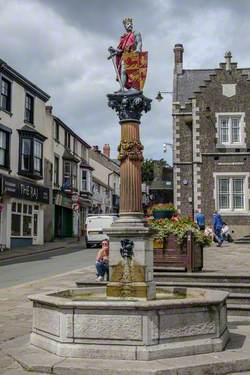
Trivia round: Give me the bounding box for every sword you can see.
[108,49,125,92]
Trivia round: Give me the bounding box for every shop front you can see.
[0,175,50,249]
[54,191,73,238]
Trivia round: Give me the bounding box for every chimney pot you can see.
[174,44,184,75]
[103,144,111,158]
[46,105,53,114]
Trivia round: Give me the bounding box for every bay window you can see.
[18,128,46,179]
[63,160,77,190]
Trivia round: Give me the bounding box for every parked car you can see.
[85,215,118,247]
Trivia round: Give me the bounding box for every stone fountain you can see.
[28,18,229,366]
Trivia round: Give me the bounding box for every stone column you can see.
[106,91,156,300]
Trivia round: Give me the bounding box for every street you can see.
[0,246,98,289]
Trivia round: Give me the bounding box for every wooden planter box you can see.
[153,232,203,272]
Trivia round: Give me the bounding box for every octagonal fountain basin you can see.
[29,286,229,361]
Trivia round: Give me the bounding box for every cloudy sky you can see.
[0,0,249,163]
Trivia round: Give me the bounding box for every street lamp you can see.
[155,91,173,101]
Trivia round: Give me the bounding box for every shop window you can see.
[24,93,34,124]
[0,129,10,169]
[63,160,77,190]
[11,202,38,237]
[1,77,11,112]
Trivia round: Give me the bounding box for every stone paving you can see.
[0,242,250,374]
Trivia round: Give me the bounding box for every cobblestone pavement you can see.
[0,242,250,374]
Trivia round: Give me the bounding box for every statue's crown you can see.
[123,17,133,25]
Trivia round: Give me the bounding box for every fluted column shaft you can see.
[120,121,142,214]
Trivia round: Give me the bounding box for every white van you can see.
[85,215,118,247]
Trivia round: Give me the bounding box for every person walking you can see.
[195,209,206,230]
[213,210,224,247]
[96,239,109,281]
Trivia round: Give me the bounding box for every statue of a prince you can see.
[108,18,148,92]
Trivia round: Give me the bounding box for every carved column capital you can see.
[107,91,152,123]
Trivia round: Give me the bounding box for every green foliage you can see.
[152,203,176,212]
[141,158,154,183]
[149,216,212,247]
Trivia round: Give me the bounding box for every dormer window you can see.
[24,94,34,124]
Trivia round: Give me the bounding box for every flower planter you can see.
[153,209,174,220]
[153,232,203,272]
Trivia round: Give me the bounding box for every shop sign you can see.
[1,176,49,204]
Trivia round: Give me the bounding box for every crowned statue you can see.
[108,18,148,92]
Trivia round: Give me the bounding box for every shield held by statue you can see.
[123,51,148,91]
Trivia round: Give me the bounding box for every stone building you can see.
[89,145,120,214]
[173,44,250,237]
[0,58,51,248]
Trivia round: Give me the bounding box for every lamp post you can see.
[155,91,173,101]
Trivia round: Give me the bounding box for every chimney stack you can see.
[103,144,110,158]
[174,44,184,74]
[93,145,99,152]
[45,105,53,114]
[224,51,232,71]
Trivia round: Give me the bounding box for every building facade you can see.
[0,58,51,248]
[45,113,93,239]
[173,45,250,237]
[89,145,120,214]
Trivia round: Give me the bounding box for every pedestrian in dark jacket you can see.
[195,209,205,230]
[213,211,224,247]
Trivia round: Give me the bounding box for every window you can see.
[11,202,35,237]
[21,138,31,171]
[1,77,11,112]
[63,161,77,190]
[0,130,9,168]
[81,170,87,190]
[54,156,59,186]
[217,114,244,146]
[64,130,70,149]
[25,94,34,124]
[34,140,42,173]
[73,138,78,154]
[81,144,87,160]
[19,134,44,179]
[55,123,59,142]
[217,176,247,212]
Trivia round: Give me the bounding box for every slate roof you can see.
[175,68,250,105]
[174,69,215,104]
